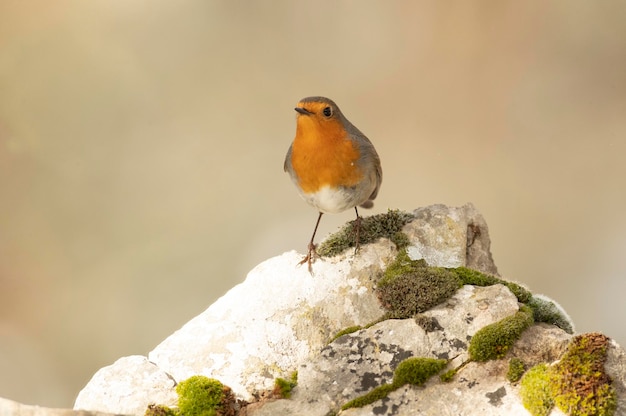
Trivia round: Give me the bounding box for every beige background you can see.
[1,1,625,408]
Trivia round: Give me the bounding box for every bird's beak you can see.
[294,107,312,115]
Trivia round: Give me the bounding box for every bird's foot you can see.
[298,242,319,273]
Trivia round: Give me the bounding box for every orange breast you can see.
[291,118,363,194]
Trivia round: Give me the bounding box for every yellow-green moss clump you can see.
[273,371,298,399]
[527,295,574,334]
[376,249,462,319]
[551,333,616,416]
[176,375,226,416]
[341,357,447,410]
[468,305,534,362]
[520,363,554,416]
[507,357,526,383]
[145,375,230,416]
[520,333,617,416]
[317,209,414,257]
[451,266,532,303]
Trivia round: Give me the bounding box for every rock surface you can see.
[0,397,113,416]
[3,203,624,416]
[74,203,499,414]
[253,284,531,416]
[73,356,177,416]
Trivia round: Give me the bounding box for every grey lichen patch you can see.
[527,295,574,334]
[485,386,507,406]
[376,249,462,319]
[317,209,415,257]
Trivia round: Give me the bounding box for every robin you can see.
[284,96,382,270]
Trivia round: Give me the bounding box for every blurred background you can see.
[1,0,625,408]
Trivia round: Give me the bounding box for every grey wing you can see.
[355,136,382,202]
[283,144,293,173]
[369,151,382,201]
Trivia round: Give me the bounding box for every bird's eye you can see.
[322,106,332,117]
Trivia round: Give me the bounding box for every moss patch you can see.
[317,209,414,257]
[393,357,447,386]
[451,266,532,303]
[440,368,459,383]
[551,333,616,416]
[527,296,574,334]
[376,249,462,319]
[341,357,447,410]
[340,383,397,411]
[520,363,554,416]
[468,305,534,362]
[145,375,238,416]
[329,325,363,343]
[145,404,178,416]
[520,333,617,416]
[273,371,298,399]
[507,357,526,383]
[176,375,226,416]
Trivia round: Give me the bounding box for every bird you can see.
[284,96,382,270]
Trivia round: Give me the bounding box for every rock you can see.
[69,203,626,416]
[405,204,498,275]
[252,284,521,416]
[73,356,177,415]
[145,243,394,402]
[75,203,496,413]
[0,397,115,416]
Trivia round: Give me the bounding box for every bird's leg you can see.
[353,206,362,254]
[299,212,323,272]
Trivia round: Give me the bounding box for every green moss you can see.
[468,305,534,362]
[507,358,526,383]
[273,371,298,399]
[551,333,616,416]
[451,267,532,303]
[527,296,574,334]
[519,333,617,416]
[340,383,397,411]
[340,356,447,410]
[329,325,362,343]
[520,363,554,416]
[393,357,447,386]
[317,209,414,257]
[376,249,462,319]
[440,368,458,383]
[145,404,178,416]
[175,375,225,416]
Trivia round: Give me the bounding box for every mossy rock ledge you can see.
[58,204,626,416]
